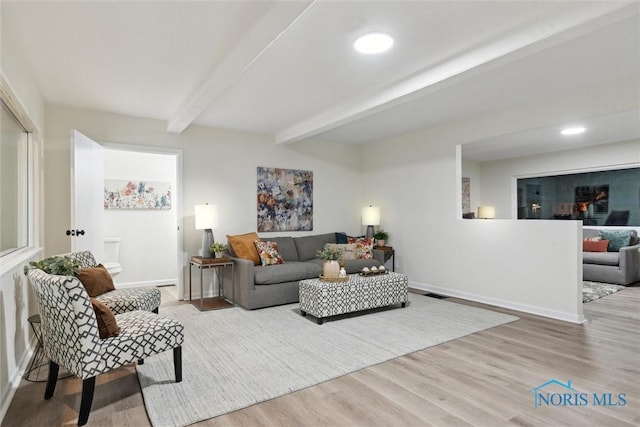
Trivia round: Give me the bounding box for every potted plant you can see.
[209,242,228,258]
[373,230,389,247]
[316,246,344,278]
[24,255,82,276]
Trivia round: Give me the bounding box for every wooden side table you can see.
[189,256,235,311]
[379,246,395,271]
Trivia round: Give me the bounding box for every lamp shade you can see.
[362,206,381,226]
[195,204,218,230]
[477,206,496,219]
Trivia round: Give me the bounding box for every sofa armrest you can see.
[619,244,640,282]
[373,249,385,264]
[222,257,256,309]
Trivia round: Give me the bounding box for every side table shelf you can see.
[189,256,235,311]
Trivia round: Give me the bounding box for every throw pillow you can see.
[325,243,357,260]
[90,298,120,339]
[335,232,349,244]
[78,264,115,297]
[227,232,261,265]
[598,230,632,252]
[347,237,374,259]
[582,239,609,252]
[254,241,285,266]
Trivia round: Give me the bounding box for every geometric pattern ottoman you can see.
[299,272,409,324]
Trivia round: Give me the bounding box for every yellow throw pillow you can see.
[78,264,116,297]
[227,232,261,266]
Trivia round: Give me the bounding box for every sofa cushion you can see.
[583,239,609,252]
[294,233,336,261]
[254,241,285,266]
[227,232,261,265]
[254,262,322,285]
[599,230,632,252]
[343,258,382,274]
[583,252,620,266]
[306,258,382,274]
[266,237,298,261]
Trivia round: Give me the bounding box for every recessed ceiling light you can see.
[354,32,394,54]
[561,127,586,136]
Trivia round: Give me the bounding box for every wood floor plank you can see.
[2,286,638,426]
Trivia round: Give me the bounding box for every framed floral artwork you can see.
[104,180,171,209]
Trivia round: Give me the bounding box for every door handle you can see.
[66,229,86,236]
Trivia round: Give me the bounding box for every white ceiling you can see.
[3,1,639,160]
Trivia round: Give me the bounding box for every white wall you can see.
[0,4,45,421]
[363,125,585,323]
[103,149,178,287]
[43,105,366,290]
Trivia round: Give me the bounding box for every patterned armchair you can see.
[67,250,161,314]
[27,268,184,426]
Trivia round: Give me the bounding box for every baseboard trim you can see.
[409,281,585,324]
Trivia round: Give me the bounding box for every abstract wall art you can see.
[257,167,313,232]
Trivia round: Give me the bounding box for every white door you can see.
[70,130,104,261]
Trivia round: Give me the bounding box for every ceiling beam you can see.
[167,1,316,134]
[275,2,638,145]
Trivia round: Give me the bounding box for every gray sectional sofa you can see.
[583,229,640,285]
[223,232,384,309]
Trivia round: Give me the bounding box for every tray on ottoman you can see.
[298,272,408,324]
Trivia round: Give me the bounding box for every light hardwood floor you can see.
[3,286,639,427]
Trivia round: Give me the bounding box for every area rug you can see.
[583,281,625,303]
[137,294,518,427]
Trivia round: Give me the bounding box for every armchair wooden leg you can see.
[174,346,182,383]
[138,359,144,365]
[78,377,96,426]
[44,361,59,399]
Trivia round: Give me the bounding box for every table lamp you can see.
[195,203,218,257]
[362,205,380,238]
[477,206,496,219]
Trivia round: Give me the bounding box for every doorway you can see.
[102,144,183,299]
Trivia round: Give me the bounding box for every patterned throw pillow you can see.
[325,243,357,260]
[254,241,285,266]
[347,237,374,259]
[599,230,632,252]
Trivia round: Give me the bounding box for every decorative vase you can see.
[323,260,340,278]
[215,251,225,258]
[377,240,385,247]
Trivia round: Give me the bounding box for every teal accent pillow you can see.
[598,230,632,252]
